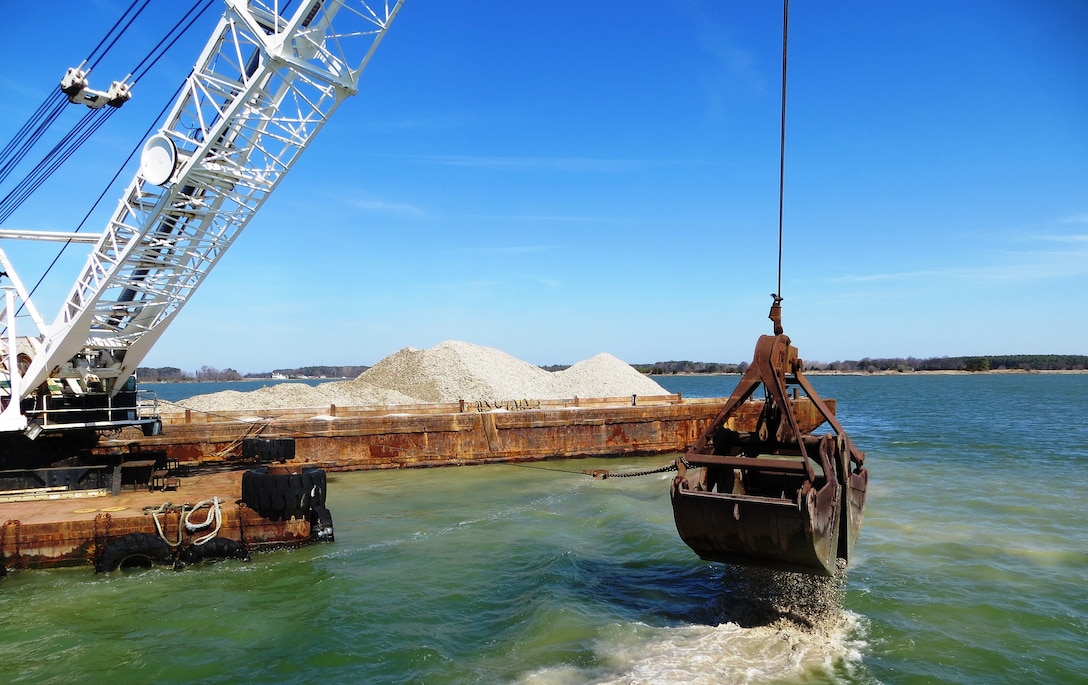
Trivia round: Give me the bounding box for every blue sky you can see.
[1,1,1085,372]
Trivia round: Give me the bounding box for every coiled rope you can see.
[184,497,222,546]
[149,502,185,547]
[147,497,221,547]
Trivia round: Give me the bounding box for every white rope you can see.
[150,502,186,547]
[183,497,222,546]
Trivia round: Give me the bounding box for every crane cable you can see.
[775,0,789,307]
[85,0,153,73]
[130,0,216,84]
[0,109,118,225]
[0,0,215,225]
[0,0,147,186]
[0,97,68,189]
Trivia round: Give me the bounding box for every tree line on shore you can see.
[635,354,1088,374]
[136,365,369,382]
[138,354,1086,383]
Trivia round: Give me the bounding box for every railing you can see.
[24,389,160,430]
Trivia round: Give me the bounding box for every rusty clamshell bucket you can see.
[670,330,868,576]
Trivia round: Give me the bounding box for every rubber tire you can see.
[177,537,249,566]
[95,532,173,573]
[240,466,327,520]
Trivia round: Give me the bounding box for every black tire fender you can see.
[177,537,249,566]
[241,466,327,520]
[95,532,173,573]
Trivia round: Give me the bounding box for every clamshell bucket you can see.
[670,321,868,576]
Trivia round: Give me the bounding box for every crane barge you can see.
[3,0,866,581]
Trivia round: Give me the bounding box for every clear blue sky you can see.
[1,1,1085,373]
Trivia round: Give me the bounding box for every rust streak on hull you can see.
[112,395,728,470]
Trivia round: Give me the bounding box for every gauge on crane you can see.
[139,134,178,186]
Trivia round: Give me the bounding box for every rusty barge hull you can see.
[121,394,831,470]
[2,394,833,571]
[2,503,311,571]
[0,461,318,571]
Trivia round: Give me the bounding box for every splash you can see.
[709,564,849,631]
[518,566,867,685]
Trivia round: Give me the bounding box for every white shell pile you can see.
[175,379,419,411]
[176,340,667,412]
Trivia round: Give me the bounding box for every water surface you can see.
[2,374,1085,683]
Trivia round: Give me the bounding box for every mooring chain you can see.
[584,461,679,480]
[92,514,102,555]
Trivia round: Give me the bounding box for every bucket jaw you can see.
[670,307,868,576]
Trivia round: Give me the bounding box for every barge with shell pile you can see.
[0,392,716,572]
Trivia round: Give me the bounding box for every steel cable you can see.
[775,0,789,303]
[0,1,215,225]
[0,97,68,188]
[84,0,150,71]
[0,108,116,225]
[130,0,217,83]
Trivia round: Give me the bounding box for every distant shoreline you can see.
[653,368,1088,377]
[139,369,1088,384]
[140,377,344,384]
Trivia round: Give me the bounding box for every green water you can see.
[1,374,1086,684]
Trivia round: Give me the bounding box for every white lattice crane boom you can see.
[0,0,403,435]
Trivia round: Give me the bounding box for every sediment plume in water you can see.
[712,565,849,632]
[531,566,861,684]
[624,568,855,683]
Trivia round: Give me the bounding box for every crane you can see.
[0,0,403,459]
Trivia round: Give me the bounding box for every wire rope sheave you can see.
[240,466,327,521]
[94,532,173,573]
